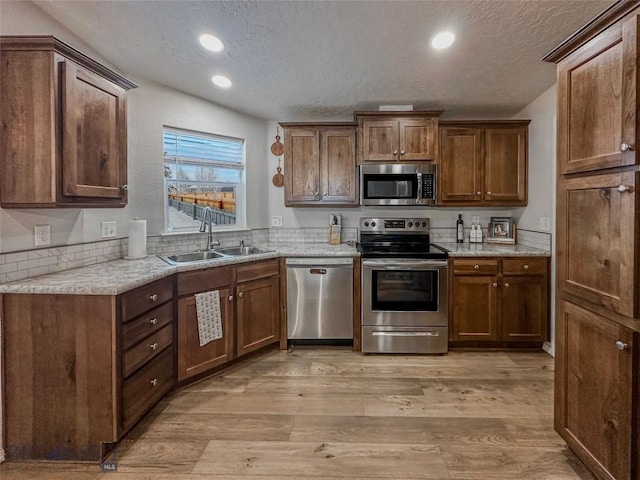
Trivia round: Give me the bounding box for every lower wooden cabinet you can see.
[176,258,281,381]
[451,257,549,345]
[555,299,637,480]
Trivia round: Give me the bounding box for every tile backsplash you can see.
[0,225,550,284]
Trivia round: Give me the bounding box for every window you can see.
[163,127,245,232]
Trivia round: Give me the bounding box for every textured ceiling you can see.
[33,0,615,121]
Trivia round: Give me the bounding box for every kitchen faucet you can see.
[199,206,221,250]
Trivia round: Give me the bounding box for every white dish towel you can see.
[194,290,223,346]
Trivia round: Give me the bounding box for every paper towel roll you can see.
[126,218,147,259]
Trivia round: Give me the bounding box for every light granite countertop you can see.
[434,242,551,257]
[0,242,358,296]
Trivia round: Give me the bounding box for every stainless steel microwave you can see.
[360,163,436,206]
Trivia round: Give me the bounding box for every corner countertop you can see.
[434,242,551,257]
[0,242,358,296]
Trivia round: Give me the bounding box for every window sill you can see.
[159,227,253,238]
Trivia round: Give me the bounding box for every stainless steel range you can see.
[359,217,448,354]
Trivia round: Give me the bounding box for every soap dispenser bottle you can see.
[456,214,464,243]
[477,224,483,243]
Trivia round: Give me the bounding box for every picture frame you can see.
[488,217,516,244]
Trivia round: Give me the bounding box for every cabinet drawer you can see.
[122,301,174,350]
[236,259,280,283]
[121,277,173,322]
[177,266,234,296]
[502,258,547,275]
[122,347,174,430]
[123,324,173,378]
[453,259,499,275]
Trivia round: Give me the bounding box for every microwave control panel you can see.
[422,173,435,200]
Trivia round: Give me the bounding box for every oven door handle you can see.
[362,260,448,269]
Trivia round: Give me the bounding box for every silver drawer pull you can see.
[615,341,629,351]
[149,294,158,301]
[617,185,634,193]
[150,378,158,386]
[620,142,634,151]
[504,283,510,288]
[149,318,158,325]
[149,342,158,351]
[492,282,498,288]
[372,331,440,337]
[523,264,529,270]
[474,265,480,270]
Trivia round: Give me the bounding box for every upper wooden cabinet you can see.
[355,111,442,163]
[281,123,358,207]
[546,13,640,174]
[438,121,529,206]
[0,36,137,208]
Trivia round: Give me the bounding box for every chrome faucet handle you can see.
[211,238,221,247]
[240,239,245,248]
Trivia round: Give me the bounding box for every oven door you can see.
[362,259,448,327]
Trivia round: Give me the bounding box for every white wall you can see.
[0,0,269,253]
[514,85,557,355]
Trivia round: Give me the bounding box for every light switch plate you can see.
[271,216,283,227]
[539,217,550,231]
[34,225,51,246]
[101,221,117,238]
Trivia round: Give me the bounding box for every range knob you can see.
[422,221,427,227]
[371,221,376,227]
[414,220,420,228]
[364,221,369,227]
[408,221,413,227]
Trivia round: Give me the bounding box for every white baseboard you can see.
[542,341,555,357]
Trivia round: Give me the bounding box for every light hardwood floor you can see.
[0,347,595,480]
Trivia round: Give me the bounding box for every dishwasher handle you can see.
[309,268,327,275]
[286,257,353,267]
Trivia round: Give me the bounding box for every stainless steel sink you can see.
[213,245,273,256]
[160,251,227,265]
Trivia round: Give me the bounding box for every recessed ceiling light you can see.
[212,75,232,88]
[430,31,455,50]
[199,33,224,52]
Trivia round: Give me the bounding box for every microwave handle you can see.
[416,173,423,204]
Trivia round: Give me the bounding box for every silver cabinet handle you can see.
[149,318,158,325]
[615,340,629,350]
[474,264,480,270]
[492,282,498,288]
[486,191,492,195]
[120,184,129,191]
[617,185,633,193]
[149,342,158,351]
[149,294,158,301]
[400,150,405,155]
[323,192,328,196]
[228,295,233,301]
[393,150,398,155]
[504,282,510,288]
[620,143,634,151]
[523,264,529,270]
[238,292,244,298]
[150,378,158,386]
[476,191,481,195]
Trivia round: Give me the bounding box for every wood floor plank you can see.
[192,440,449,478]
[244,375,426,395]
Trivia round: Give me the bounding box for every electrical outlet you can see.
[34,225,51,246]
[472,215,480,224]
[271,216,283,227]
[539,217,550,231]
[101,221,117,238]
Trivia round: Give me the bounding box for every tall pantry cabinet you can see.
[544,3,640,480]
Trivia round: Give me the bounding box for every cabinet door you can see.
[61,60,127,200]
[451,275,498,341]
[555,300,634,480]
[320,128,358,204]
[236,277,280,357]
[399,117,438,161]
[360,119,399,162]
[557,15,639,174]
[439,127,483,203]
[557,171,637,318]
[501,275,547,342]
[484,127,527,204]
[177,287,235,381]
[284,128,320,205]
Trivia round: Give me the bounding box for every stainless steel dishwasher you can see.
[286,257,353,341]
